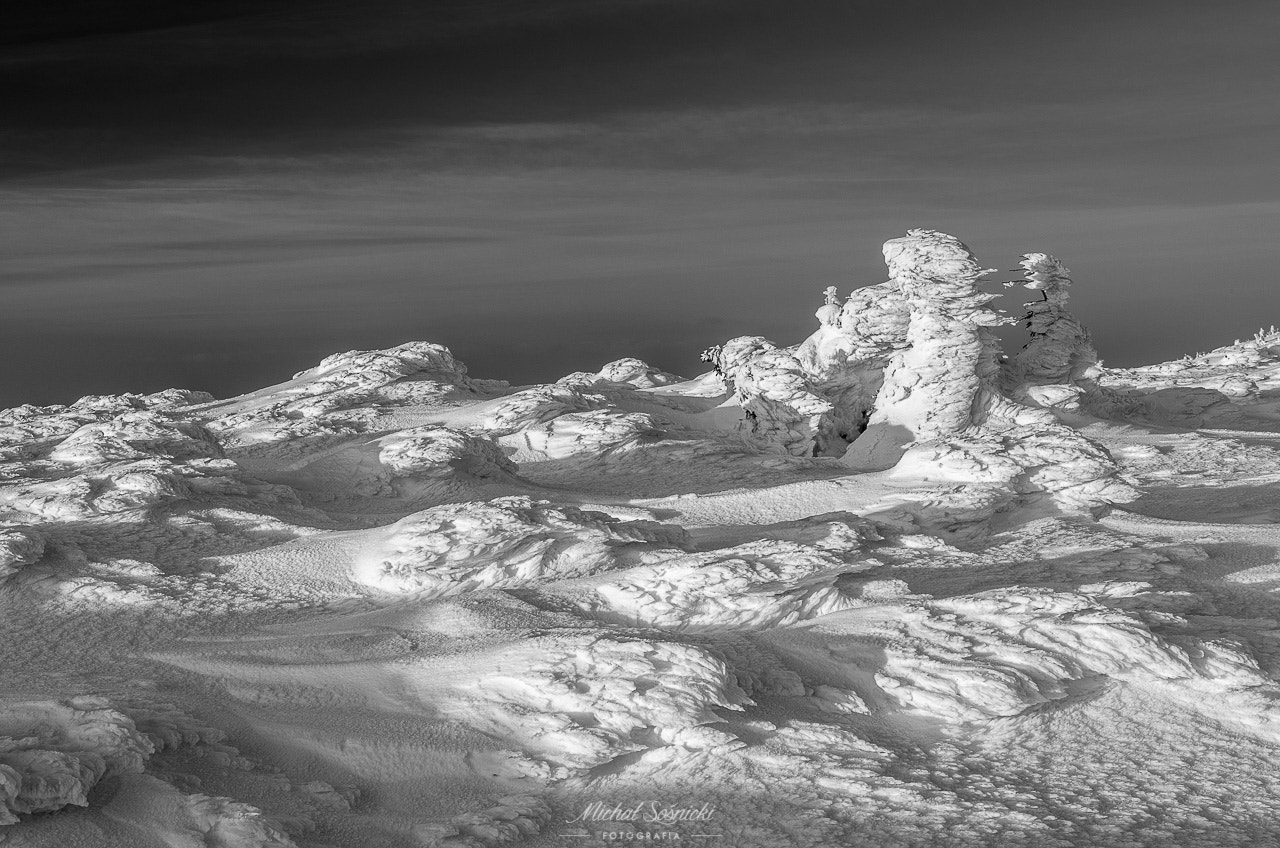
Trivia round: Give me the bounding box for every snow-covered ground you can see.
[6,231,1280,846]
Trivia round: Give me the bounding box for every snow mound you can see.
[0,397,289,522]
[414,794,550,848]
[378,426,517,480]
[0,696,292,837]
[355,496,687,594]
[209,342,488,447]
[893,420,1135,510]
[0,390,213,460]
[373,426,522,499]
[582,537,880,630]
[1,464,187,520]
[0,696,153,823]
[294,341,477,395]
[1105,327,1280,391]
[475,384,611,435]
[266,425,522,504]
[0,526,44,581]
[102,775,297,848]
[49,412,222,465]
[0,450,244,520]
[501,409,663,459]
[447,634,751,772]
[560,358,684,388]
[474,385,664,459]
[707,336,857,457]
[789,587,1272,724]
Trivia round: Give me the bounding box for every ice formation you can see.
[793,281,911,380]
[1007,252,1101,409]
[7,230,1280,846]
[705,336,854,456]
[843,229,1007,469]
[0,697,152,822]
[0,696,289,844]
[704,278,910,458]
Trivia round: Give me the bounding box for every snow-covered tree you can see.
[844,229,1008,470]
[1011,252,1098,389]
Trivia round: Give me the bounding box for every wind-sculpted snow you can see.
[0,697,152,822]
[1096,328,1280,427]
[1106,327,1280,391]
[103,778,298,848]
[443,634,751,773]
[707,279,915,459]
[1008,253,1099,406]
[829,587,1274,724]
[500,409,663,460]
[708,336,859,457]
[0,696,301,839]
[0,526,43,581]
[845,230,1008,470]
[9,234,1280,845]
[414,794,550,848]
[262,425,523,507]
[559,357,685,389]
[208,341,495,448]
[806,230,1133,516]
[794,281,911,380]
[475,384,611,435]
[893,419,1135,511]
[377,426,517,481]
[48,413,222,466]
[0,389,214,461]
[355,496,688,594]
[578,537,881,631]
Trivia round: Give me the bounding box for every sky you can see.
[3,0,1280,407]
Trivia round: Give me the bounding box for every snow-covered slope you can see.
[5,230,1280,846]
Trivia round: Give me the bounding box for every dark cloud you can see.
[2,1,1279,406]
[10,0,1236,176]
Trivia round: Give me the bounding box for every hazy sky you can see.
[3,0,1280,407]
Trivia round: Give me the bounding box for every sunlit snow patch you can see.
[354,496,687,595]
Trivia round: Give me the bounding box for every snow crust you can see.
[7,230,1280,846]
[0,697,151,823]
[355,496,686,594]
[0,697,290,844]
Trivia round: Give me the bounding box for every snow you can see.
[844,229,1007,470]
[354,497,686,595]
[6,229,1280,846]
[1009,254,1099,389]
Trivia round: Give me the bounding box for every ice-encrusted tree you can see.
[1011,252,1098,388]
[843,229,1008,470]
